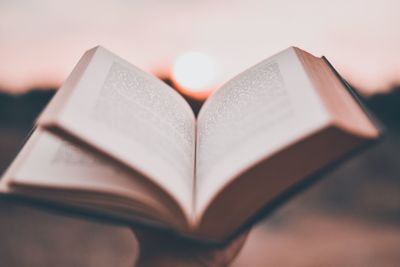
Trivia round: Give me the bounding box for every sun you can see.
[172,51,217,98]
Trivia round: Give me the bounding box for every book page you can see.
[11,130,157,205]
[195,47,330,215]
[38,47,196,215]
[6,129,188,228]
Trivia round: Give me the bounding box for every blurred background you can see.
[0,0,399,266]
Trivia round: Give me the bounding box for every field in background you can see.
[0,88,399,266]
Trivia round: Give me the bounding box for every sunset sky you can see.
[1,0,399,95]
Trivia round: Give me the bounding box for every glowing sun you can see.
[172,51,217,98]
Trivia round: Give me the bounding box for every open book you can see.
[0,46,381,242]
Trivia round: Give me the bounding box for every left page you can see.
[1,129,189,230]
[37,46,196,216]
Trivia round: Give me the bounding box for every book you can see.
[0,46,381,242]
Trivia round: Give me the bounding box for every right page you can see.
[195,47,330,216]
[194,47,380,241]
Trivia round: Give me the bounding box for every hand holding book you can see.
[133,227,248,267]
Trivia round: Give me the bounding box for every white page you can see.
[195,47,330,215]
[39,47,196,214]
[11,130,158,208]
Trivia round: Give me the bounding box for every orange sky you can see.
[1,0,399,95]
